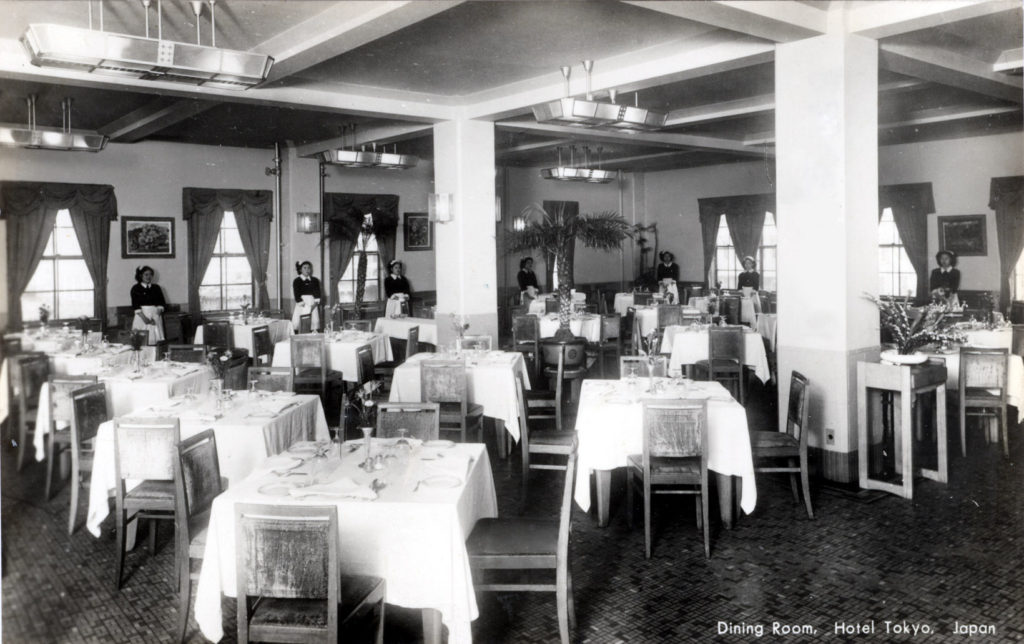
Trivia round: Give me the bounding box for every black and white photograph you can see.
[0,1,1022,643]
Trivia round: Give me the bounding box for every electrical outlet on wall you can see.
[826,429,835,445]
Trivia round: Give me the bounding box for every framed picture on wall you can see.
[937,215,986,257]
[404,212,432,251]
[121,216,175,258]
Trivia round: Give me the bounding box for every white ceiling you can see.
[0,0,1020,171]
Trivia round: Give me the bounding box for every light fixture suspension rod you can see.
[157,0,162,41]
[209,0,216,47]
[88,1,93,30]
[273,142,283,311]
[582,60,594,101]
[142,0,150,38]
[319,160,327,312]
[190,2,202,45]
[560,65,571,98]
[99,0,104,32]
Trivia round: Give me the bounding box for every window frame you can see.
[198,211,254,311]
[20,209,95,321]
[709,212,777,291]
[877,207,917,299]
[337,228,383,304]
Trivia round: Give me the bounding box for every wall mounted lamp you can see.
[296,211,321,234]
[428,193,453,223]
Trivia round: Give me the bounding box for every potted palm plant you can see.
[506,202,632,341]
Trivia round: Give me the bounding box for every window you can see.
[199,211,253,310]
[877,207,916,298]
[337,215,381,303]
[21,210,94,321]
[710,212,777,290]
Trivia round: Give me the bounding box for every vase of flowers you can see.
[449,313,470,352]
[38,304,50,326]
[344,379,382,439]
[868,294,965,362]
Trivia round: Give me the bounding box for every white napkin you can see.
[288,477,377,500]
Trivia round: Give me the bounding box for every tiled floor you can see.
[3,380,1023,643]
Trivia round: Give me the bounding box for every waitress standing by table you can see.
[130,265,166,344]
[292,260,321,331]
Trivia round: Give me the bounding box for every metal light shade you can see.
[0,127,107,152]
[532,61,666,131]
[321,148,418,170]
[540,166,615,183]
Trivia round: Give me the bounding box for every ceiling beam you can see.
[847,0,1020,40]
[994,47,1023,74]
[880,42,1023,104]
[626,1,826,43]
[665,94,774,127]
[294,123,434,158]
[98,98,214,143]
[259,1,463,84]
[498,120,766,157]
[496,138,570,157]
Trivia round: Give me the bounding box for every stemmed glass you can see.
[360,426,375,471]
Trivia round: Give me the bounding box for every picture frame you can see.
[121,216,175,258]
[937,215,987,257]
[403,212,433,251]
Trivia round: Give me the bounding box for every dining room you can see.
[1,1,1023,642]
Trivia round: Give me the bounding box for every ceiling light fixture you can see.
[319,124,419,170]
[540,145,615,184]
[532,60,666,131]
[20,0,273,90]
[0,95,107,152]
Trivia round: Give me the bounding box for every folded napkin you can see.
[288,477,377,500]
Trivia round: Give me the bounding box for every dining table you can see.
[194,439,497,644]
[526,291,588,316]
[193,317,292,353]
[374,316,438,346]
[630,305,702,337]
[573,377,757,528]
[536,312,601,342]
[690,294,761,324]
[660,324,772,383]
[86,390,329,538]
[271,330,393,382]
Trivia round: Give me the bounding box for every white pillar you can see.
[775,33,879,483]
[432,119,498,347]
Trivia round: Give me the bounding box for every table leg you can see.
[716,473,734,530]
[422,608,443,644]
[595,469,612,527]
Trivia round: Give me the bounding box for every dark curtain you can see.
[990,176,1024,310]
[880,183,934,300]
[543,200,578,289]
[182,188,272,312]
[324,193,399,304]
[698,194,774,287]
[1,182,117,328]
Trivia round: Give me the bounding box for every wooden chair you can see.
[619,355,667,379]
[657,305,683,328]
[420,360,484,443]
[113,417,180,590]
[14,353,50,471]
[354,344,377,390]
[515,372,576,495]
[174,429,224,642]
[44,375,98,500]
[251,325,273,365]
[633,292,653,306]
[374,325,418,386]
[203,320,233,350]
[1011,324,1024,359]
[626,399,709,559]
[750,371,813,519]
[67,383,109,535]
[466,447,578,644]
[544,298,559,314]
[694,325,746,404]
[457,335,493,351]
[541,340,588,432]
[247,366,294,393]
[959,347,1009,457]
[512,315,542,384]
[163,312,187,344]
[376,402,440,441]
[2,336,22,358]
[291,334,328,395]
[168,344,206,363]
[721,296,741,325]
[343,320,372,332]
[222,353,249,390]
[298,313,313,334]
[234,503,386,644]
[586,314,622,378]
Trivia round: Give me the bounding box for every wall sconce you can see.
[428,193,453,223]
[296,211,321,234]
[495,196,502,222]
[513,216,526,232]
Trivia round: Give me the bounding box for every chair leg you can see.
[625,470,634,528]
[177,553,191,642]
[566,567,577,630]
[800,452,814,519]
[788,458,800,504]
[148,518,158,556]
[16,418,28,471]
[701,483,710,559]
[115,512,127,590]
[554,379,563,433]
[959,401,967,457]
[643,480,652,559]
[556,570,571,644]
[376,597,386,644]
[45,434,56,501]
[1001,406,1008,458]
[694,495,702,528]
[68,464,80,536]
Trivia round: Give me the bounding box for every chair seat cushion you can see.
[250,574,385,627]
[125,480,175,501]
[964,387,1004,403]
[467,518,558,558]
[627,453,701,474]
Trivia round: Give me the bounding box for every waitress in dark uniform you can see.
[737,256,760,290]
[929,249,960,306]
[517,257,540,303]
[384,260,412,298]
[292,260,322,331]
[130,265,166,344]
[655,251,679,282]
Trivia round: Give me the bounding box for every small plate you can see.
[420,475,462,488]
[258,482,297,496]
[423,440,455,449]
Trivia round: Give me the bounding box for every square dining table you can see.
[193,317,293,353]
[271,330,393,382]
[660,324,772,383]
[194,440,497,644]
[374,316,439,346]
[574,378,757,528]
[535,312,601,342]
[86,391,329,538]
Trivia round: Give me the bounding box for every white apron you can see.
[131,305,165,344]
[291,298,321,331]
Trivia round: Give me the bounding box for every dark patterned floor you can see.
[3,380,1023,643]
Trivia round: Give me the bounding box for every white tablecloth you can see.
[613,293,634,316]
[573,378,756,514]
[689,296,761,324]
[271,331,393,383]
[661,326,771,383]
[528,292,587,316]
[374,317,438,346]
[31,362,211,462]
[962,327,1013,349]
[756,314,778,352]
[536,313,601,342]
[194,442,497,644]
[86,392,328,538]
[389,351,530,441]
[193,318,292,353]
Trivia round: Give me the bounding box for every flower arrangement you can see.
[38,304,50,324]
[205,348,242,378]
[867,295,965,355]
[240,298,252,323]
[449,313,470,339]
[345,380,382,428]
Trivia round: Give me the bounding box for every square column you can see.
[433,119,498,348]
[775,33,879,483]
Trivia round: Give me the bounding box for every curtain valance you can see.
[181,188,273,220]
[323,193,399,241]
[697,193,775,286]
[0,182,118,220]
[990,176,1024,309]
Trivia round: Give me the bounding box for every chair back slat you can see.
[457,335,492,351]
[248,366,294,392]
[343,320,372,332]
[175,430,222,519]
[50,376,98,425]
[114,418,180,481]
[1011,324,1024,360]
[376,402,440,441]
[162,312,185,344]
[298,313,312,334]
[407,325,420,358]
[421,360,468,404]
[512,316,540,344]
[642,399,707,459]
[960,347,1008,389]
[203,320,233,350]
[355,344,375,386]
[72,383,109,444]
[223,355,249,390]
[251,325,272,364]
[168,344,206,363]
[16,354,50,408]
[291,334,326,368]
[721,296,741,325]
[541,340,587,370]
[657,305,682,328]
[236,504,337,600]
[708,325,745,362]
[786,371,810,441]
